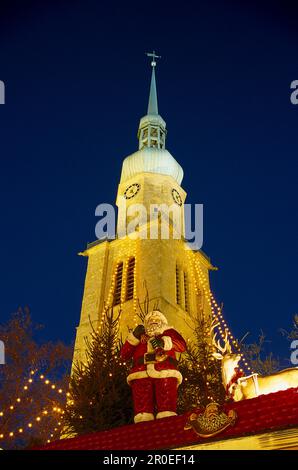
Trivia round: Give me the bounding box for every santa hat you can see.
[144,310,170,332]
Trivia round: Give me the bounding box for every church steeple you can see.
[73,53,214,369]
[147,63,158,115]
[138,51,167,150]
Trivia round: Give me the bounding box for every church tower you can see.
[73,54,215,364]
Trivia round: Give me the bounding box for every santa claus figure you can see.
[120,310,186,423]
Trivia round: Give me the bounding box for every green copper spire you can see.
[138,51,167,150]
[146,51,160,115]
[147,65,158,115]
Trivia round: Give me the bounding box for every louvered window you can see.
[126,257,135,301]
[113,262,123,306]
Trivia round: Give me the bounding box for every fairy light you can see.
[133,239,138,322]
[0,369,67,442]
[188,251,251,371]
[106,262,119,309]
[0,403,64,441]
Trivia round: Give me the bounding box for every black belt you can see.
[133,354,177,367]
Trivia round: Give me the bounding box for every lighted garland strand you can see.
[188,250,252,374]
[133,238,139,326]
[0,406,64,442]
[0,370,66,417]
[0,370,67,442]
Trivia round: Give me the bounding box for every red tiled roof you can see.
[38,387,298,450]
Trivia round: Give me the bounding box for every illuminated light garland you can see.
[0,369,67,442]
[133,239,139,325]
[0,375,38,417]
[189,251,252,374]
[105,256,124,310]
[0,403,64,441]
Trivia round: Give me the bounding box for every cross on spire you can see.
[146,50,161,68]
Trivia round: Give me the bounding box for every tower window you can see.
[113,262,123,306]
[126,257,135,301]
[184,272,189,312]
[176,264,181,306]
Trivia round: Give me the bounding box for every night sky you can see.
[0,1,297,361]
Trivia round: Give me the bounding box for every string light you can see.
[0,403,64,441]
[133,239,139,325]
[0,369,66,443]
[189,250,252,374]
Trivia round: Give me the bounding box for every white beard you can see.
[146,324,164,337]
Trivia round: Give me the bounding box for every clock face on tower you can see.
[171,188,182,206]
[124,183,141,199]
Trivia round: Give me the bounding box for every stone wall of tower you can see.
[73,233,213,364]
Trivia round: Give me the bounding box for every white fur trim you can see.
[161,336,173,351]
[145,310,168,326]
[134,412,154,423]
[127,332,140,346]
[147,364,183,385]
[127,370,149,384]
[127,365,183,385]
[144,311,173,335]
[156,411,177,419]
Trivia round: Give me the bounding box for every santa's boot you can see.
[134,412,155,423]
[156,411,177,419]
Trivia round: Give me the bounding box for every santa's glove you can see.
[150,337,164,350]
[133,324,145,339]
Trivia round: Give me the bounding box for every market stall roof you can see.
[37,387,298,450]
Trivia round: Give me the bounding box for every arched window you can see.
[126,257,135,301]
[184,271,189,312]
[113,262,123,306]
[176,264,181,306]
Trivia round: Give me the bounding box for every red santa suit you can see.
[120,316,186,423]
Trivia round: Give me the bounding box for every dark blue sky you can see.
[0,1,297,360]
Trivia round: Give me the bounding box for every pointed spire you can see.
[138,51,167,150]
[146,51,160,115]
[147,66,158,115]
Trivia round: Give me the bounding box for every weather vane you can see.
[146,50,161,68]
